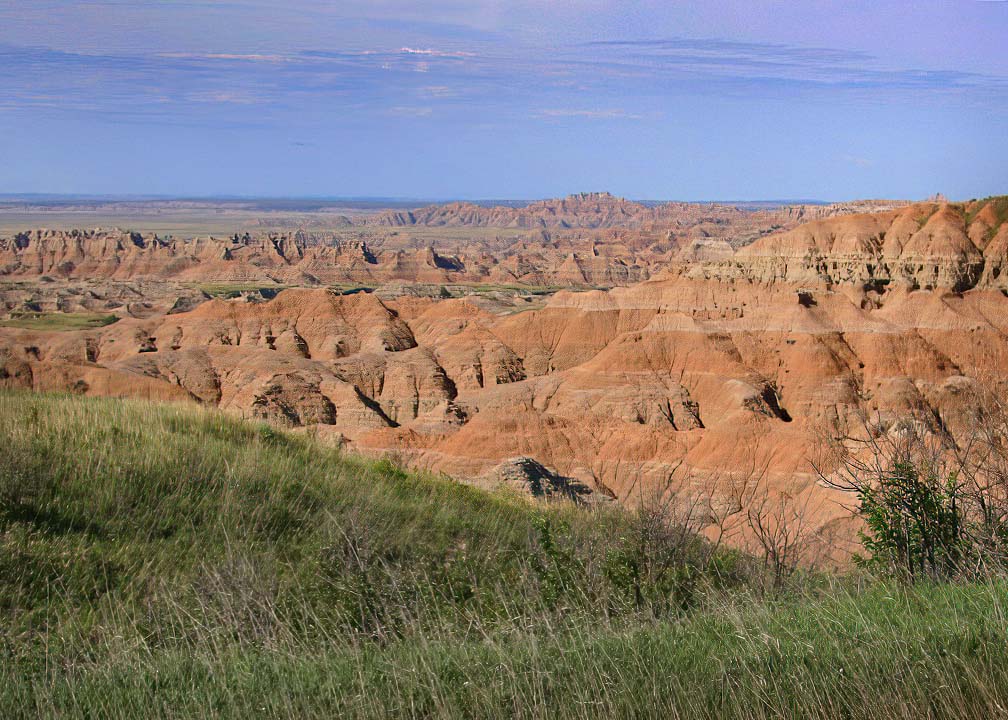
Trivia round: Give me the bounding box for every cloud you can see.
[420,85,455,98]
[537,108,642,120]
[388,106,433,117]
[400,47,474,58]
[0,27,1005,131]
[586,38,874,65]
[186,90,265,104]
[157,52,297,63]
[577,37,1008,94]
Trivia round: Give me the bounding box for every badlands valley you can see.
[3,192,1006,558]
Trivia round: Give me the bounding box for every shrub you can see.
[855,462,966,579]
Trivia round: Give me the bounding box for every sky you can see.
[0,0,1006,201]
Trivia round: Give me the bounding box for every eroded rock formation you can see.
[3,197,1006,558]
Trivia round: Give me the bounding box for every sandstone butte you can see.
[2,196,1006,562]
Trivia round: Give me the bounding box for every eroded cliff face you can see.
[362,192,907,230]
[0,227,656,287]
[718,201,1008,292]
[0,196,913,289]
[0,229,384,285]
[2,199,1007,559]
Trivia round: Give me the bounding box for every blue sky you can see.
[0,1,1006,200]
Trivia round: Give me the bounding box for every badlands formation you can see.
[2,195,1006,558]
[0,193,906,289]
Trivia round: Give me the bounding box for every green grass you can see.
[0,311,119,331]
[984,196,1008,240]
[7,584,1008,719]
[964,196,1008,237]
[2,391,1007,719]
[915,206,939,230]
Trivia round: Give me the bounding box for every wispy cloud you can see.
[388,106,433,117]
[186,90,265,105]
[538,108,643,120]
[1,29,1005,130]
[578,37,1008,94]
[586,38,874,65]
[400,47,474,58]
[419,85,455,98]
[157,52,297,63]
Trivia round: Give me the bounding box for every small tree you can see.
[854,461,966,580]
[743,477,816,589]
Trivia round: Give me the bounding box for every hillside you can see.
[3,392,1008,719]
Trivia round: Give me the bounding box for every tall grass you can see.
[2,391,1007,719]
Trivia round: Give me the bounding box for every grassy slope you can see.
[2,392,1007,719]
[0,311,119,331]
[964,195,1008,238]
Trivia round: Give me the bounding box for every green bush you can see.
[856,462,966,579]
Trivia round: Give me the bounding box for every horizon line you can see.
[0,192,925,207]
